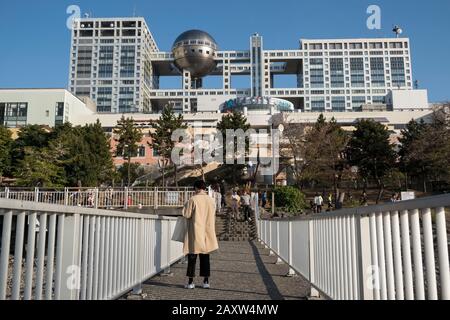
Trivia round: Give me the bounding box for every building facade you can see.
[0,89,94,129]
[69,18,159,113]
[69,17,427,115]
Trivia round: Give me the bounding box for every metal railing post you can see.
[95,188,99,209]
[5,187,9,199]
[58,213,81,300]
[276,221,282,264]
[34,187,39,202]
[64,187,69,206]
[357,214,374,300]
[124,187,129,210]
[154,187,158,210]
[287,221,296,276]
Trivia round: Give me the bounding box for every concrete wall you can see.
[387,89,429,111]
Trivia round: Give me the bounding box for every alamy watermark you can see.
[367,5,382,30]
[170,124,281,176]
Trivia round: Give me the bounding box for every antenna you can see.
[393,25,403,38]
[414,80,419,90]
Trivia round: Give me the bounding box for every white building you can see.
[69,18,159,113]
[0,89,94,128]
[69,17,429,115]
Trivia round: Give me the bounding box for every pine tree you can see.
[114,117,143,187]
[347,119,396,203]
[148,105,187,187]
[217,110,251,184]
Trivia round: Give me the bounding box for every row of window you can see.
[305,41,407,50]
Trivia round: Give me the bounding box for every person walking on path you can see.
[261,191,267,209]
[241,191,252,221]
[230,190,240,220]
[314,193,324,213]
[182,180,219,289]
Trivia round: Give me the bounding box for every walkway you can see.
[129,241,311,300]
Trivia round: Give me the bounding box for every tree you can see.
[12,125,51,165]
[303,116,350,208]
[16,147,66,187]
[398,119,427,190]
[114,117,143,187]
[216,110,251,184]
[148,105,187,187]
[0,126,12,181]
[400,108,450,191]
[347,119,396,203]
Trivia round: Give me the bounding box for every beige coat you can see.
[182,191,219,255]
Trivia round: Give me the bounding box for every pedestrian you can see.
[261,191,267,208]
[214,187,222,215]
[241,190,252,221]
[327,193,333,211]
[182,180,219,289]
[314,193,324,213]
[231,190,240,220]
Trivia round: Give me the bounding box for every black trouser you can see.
[186,254,210,278]
[242,205,251,220]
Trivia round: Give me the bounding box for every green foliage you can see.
[117,162,142,186]
[114,116,143,161]
[10,122,115,187]
[149,105,187,160]
[0,126,12,177]
[347,119,396,184]
[16,147,66,187]
[274,186,306,214]
[216,111,251,183]
[114,116,143,186]
[12,125,52,165]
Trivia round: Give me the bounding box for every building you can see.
[69,17,428,115]
[0,89,94,129]
[69,18,159,113]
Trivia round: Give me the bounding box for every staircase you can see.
[216,208,257,241]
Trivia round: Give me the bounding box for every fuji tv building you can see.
[67,17,431,131]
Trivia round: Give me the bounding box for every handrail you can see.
[0,199,184,300]
[256,194,450,300]
[260,193,450,221]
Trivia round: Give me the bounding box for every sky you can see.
[0,0,449,102]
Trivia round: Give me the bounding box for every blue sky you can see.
[0,0,449,102]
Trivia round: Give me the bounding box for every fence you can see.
[0,198,184,300]
[256,194,450,300]
[1,187,195,210]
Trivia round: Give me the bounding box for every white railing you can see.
[256,194,450,300]
[0,188,194,210]
[0,198,184,300]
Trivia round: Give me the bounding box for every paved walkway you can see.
[138,241,311,300]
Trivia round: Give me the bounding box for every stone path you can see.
[138,241,311,300]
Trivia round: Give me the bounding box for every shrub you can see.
[274,186,307,215]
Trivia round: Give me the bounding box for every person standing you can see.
[314,193,324,213]
[241,191,251,221]
[183,180,219,289]
[261,191,267,209]
[230,190,240,220]
[214,187,222,215]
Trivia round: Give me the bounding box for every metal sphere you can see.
[172,30,218,78]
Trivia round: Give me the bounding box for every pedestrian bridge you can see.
[0,191,449,300]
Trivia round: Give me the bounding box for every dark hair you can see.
[193,180,207,190]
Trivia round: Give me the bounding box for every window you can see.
[330,58,344,88]
[4,102,28,127]
[99,46,114,78]
[137,145,146,158]
[309,58,324,88]
[120,46,135,78]
[331,97,346,112]
[97,87,113,112]
[351,97,366,111]
[370,58,385,87]
[311,97,325,112]
[350,58,365,88]
[391,57,406,87]
[76,46,92,78]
